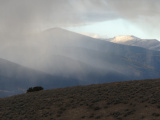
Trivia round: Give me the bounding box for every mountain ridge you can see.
[1,28,160,97]
[108,35,160,51]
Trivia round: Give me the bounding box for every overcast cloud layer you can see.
[107,0,160,35]
[0,0,115,36]
[0,0,159,37]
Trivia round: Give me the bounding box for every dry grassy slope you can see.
[1,79,160,120]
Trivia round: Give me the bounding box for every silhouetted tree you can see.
[27,86,43,93]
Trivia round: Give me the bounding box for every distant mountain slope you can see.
[1,28,160,97]
[0,58,81,97]
[108,35,160,51]
[1,79,160,120]
[36,28,160,79]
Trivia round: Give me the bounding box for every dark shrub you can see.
[27,86,43,93]
[27,87,33,93]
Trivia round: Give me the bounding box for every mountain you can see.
[0,58,81,97]
[1,78,160,120]
[1,28,160,97]
[32,28,160,80]
[108,35,160,51]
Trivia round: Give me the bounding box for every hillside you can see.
[0,58,80,98]
[32,28,160,80]
[3,28,160,81]
[1,28,160,97]
[1,79,160,120]
[108,35,160,51]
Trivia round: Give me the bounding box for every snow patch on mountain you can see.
[111,35,140,43]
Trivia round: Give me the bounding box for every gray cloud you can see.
[0,0,159,38]
[107,0,160,36]
[107,0,160,18]
[0,0,119,37]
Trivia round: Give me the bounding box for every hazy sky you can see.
[65,0,160,40]
[66,19,148,39]
[0,0,160,40]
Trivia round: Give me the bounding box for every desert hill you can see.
[1,79,160,120]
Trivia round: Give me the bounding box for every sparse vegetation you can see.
[1,79,160,120]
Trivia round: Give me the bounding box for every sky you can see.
[0,0,160,40]
[66,19,148,39]
[64,0,160,40]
